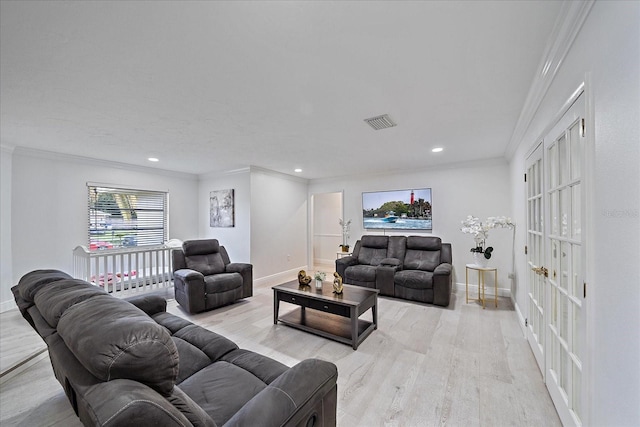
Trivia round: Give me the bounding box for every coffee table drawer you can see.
[278,293,309,306]
[308,299,350,317]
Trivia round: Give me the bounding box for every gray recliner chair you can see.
[172,239,252,314]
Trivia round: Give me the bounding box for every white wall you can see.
[3,148,199,311]
[198,169,251,263]
[509,1,640,424]
[309,159,514,294]
[250,168,309,282]
[0,145,14,311]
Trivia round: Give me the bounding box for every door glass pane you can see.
[551,239,560,286]
[560,188,570,237]
[571,242,581,298]
[561,347,569,395]
[560,241,569,291]
[549,143,558,188]
[573,364,582,422]
[558,133,568,185]
[572,302,583,360]
[560,291,568,341]
[570,120,581,180]
[572,184,581,239]
[550,191,558,236]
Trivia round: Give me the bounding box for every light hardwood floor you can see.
[0,271,561,426]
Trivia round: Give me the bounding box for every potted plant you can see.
[339,218,351,252]
[460,215,514,267]
[313,271,326,290]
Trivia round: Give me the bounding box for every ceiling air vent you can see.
[364,114,397,130]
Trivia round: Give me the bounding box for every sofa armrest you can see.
[125,294,167,316]
[335,256,357,279]
[225,263,253,298]
[380,257,401,268]
[173,269,206,314]
[225,359,338,427]
[433,263,452,307]
[82,379,203,427]
[434,263,452,276]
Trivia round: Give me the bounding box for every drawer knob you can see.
[292,297,295,301]
[324,305,328,309]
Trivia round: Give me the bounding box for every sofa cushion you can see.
[153,313,239,362]
[221,349,289,385]
[17,269,73,303]
[394,270,434,289]
[403,249,441,272]
[406,236,442,251]
[345,265,378,283]
[179,361,268,426]
[184,240,226,275]
[358,235,389,266]
[34,279,107,328]
[172,337,212,384]
[204,273,243,293]
[57,295,179,396]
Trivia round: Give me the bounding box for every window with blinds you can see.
[88,185,168,250]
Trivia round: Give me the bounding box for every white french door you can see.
[525,143,545,373]
[525,90,587,426]
[543,92,586,427]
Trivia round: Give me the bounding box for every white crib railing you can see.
[73,242,181,297]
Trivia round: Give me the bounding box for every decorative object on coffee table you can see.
[298,270,312,286]
[314,271,326,290]
[332,272,344,294]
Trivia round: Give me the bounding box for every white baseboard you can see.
[254,265,308,288]
[513,300,527,337]
[454,281,511,298]
[313,258,336,268]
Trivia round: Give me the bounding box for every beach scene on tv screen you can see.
[362,188,432,230]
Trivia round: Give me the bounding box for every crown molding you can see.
[198,167,251,180]
[249,165,310,184]
[11,146,198,181]
[1,143,16,154]
[504,0,595,160]
[310,156,508,185]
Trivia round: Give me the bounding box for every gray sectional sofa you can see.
[12,269,338,427]
[335,235,453,307]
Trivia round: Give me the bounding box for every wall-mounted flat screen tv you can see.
[362,188,432,230]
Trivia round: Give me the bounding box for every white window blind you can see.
[87,185,168,250]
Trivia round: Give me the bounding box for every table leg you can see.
[480,270,485,309]
[466,267,469,304]
[351,307,358,350]
[273,291,279,324]
[372,296,378,330]
[494,269,498,307]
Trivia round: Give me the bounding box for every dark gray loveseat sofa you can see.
[12,269,338,426]
[335,235,452,307]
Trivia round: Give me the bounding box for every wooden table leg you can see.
[351,307,358,350]
[273,291,279,324]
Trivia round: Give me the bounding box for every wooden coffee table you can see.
[273,280,378,350]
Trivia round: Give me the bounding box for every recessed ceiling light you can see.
[432,147,443,153]
[148,157,159,162]
[294,168,302,173]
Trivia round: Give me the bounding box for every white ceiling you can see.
[1,1,563,179]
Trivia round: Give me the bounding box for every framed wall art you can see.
[210,189,235,227]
